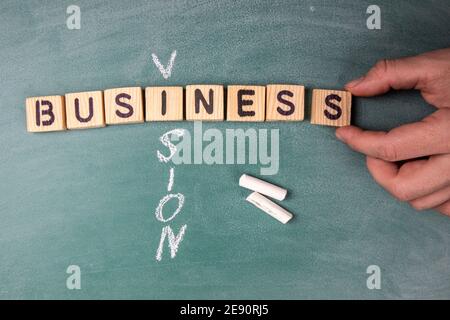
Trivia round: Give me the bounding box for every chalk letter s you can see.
[157,129,185,163]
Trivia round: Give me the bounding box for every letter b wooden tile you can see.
[26,95,66,132]
[266,84,304,121]
[227,85,265,121]
[104,87,144,125]
[310,89,352,127]
[65,91,105,129]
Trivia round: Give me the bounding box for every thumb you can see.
[345,56,428,97]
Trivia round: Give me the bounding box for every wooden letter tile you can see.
[266,84,304,121]
[145,87,183,121]
[227,85,265,121]
[104,87,144,125]
[186,85,224,121]
[310,89,352,127]
[65,91,105,129]
[26,95,66,132]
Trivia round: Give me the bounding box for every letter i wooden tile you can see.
[145,86,184,121]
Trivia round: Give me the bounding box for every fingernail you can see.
[346,76,365,88]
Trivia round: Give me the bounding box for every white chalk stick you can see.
[239,174,287,201]
[246,192,293,224]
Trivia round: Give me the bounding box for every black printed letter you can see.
[35,100,55,126]
[276,90,295,116]
[161,90,167,116]
[324,94,342,120]
[75,97,94,123]
[195,89,214,114]
[115,93,133,118]
[237,90,255,117]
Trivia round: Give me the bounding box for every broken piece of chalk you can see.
[239,174,287,201]
[246,192,293,224]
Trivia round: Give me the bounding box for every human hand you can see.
[335,48,450,216]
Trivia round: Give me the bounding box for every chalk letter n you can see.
[155,225,187,261]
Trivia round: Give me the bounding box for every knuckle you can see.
[371,59,390,79]
[446,164,450,183]
[440,205,450,217]
[376,142,399,161]
[440,108,450,120]
[423,110,450,153]
[422,112,440,124]
[390,183,412,202]
[424,109,450,124]
[372,59,400,78]
[436,200,450,216]
[410,200,427,211]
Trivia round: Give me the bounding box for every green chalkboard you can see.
[1,0,449,299]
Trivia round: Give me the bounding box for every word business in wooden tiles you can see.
[25,85,352,132]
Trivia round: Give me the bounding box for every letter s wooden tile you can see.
[310,89,352,127]
[266,84,304,121]
[104,87,144,125]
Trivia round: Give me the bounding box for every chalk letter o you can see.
[155,193,185,223]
